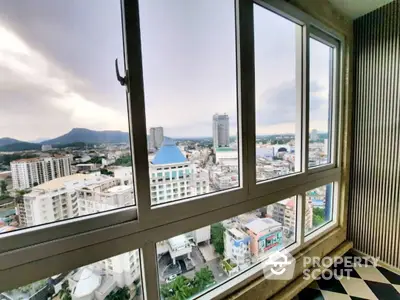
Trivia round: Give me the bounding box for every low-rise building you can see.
[224,227,251,269]
[244,218,283,262]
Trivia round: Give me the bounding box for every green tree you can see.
[169,276,192,300]
[115,155,132,166]
[59,281,72,300]
[211,223,225,255]
[106,286,130,300]
[100,168,114,176]
[193,267,214,293]
[313,207,326,227]
[0,180,7,195]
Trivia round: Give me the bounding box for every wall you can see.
[349,1,400,268]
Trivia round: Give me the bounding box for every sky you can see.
[0,0,331,141]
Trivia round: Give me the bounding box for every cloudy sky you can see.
[0,0,330,141]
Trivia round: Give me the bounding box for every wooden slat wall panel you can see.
[350,0,400,268]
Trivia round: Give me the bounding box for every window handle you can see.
[115,58,126,86]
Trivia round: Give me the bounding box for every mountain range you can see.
[0,128,130,152]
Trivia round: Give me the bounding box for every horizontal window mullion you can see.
[0,206,136,254]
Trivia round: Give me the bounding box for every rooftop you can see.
[30,174,101,191]
[107,185,131,193]
[245,218,281,234]
[151,137,187,165]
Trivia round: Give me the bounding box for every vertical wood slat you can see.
[349,1,400,269]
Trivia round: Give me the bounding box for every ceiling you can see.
[328,0,393,19]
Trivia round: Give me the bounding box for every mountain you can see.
[41,128,129,145]
[29,137,51,143]
[0,142,41,152]
[0,138,22,147]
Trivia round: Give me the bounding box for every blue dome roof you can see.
[151,137,187,165]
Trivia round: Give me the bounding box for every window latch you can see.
[115,58,126,86]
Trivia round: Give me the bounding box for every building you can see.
[224,227,251,269]
[244,218,283,261]
[41,144,52,151]
[149,127,164,150]
[21,173,133,227]
[149,138,209,205]
[310,129,319,141]
[76,163,98,173]
[11,156,72,190]
[213,113,230,149]
[271,198,313,235]
[67,249,141,300]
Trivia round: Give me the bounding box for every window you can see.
[139,0,240,206]
[0,0,135,233]
[0,1,343,300]
[2,249,143,300]
[156,198,296,298]
[254,4,301,182]
[309,38,334,167]
[305,183,334,235]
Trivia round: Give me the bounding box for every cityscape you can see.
[0,113,331,300]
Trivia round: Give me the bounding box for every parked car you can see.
[166,274,177,283]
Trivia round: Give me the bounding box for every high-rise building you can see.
[213,113,230,149]
[11,156,72,190]
[149,137,209,205]
[149,127,164,149]
[310,129,319,141]
[271,198,313,233]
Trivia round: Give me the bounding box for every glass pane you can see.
[156,197,296,298]
[254,4,301,182]
[0,1,135,232]
[1,249,143,300]
[305,183,334,235]
[138,0,239,206]
[309,38,333,167]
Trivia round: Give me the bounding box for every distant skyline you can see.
[0,0,330,141]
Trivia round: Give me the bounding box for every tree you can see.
[313,207,326,227]
[100,168,114,176]
[169,276,192,300]
[59,281,72,300]
[0,180,7,195]
[106,286,130,300]
[211,223,225,255]
[193,267,214,292]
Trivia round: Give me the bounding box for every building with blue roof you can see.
[149,138,209,205]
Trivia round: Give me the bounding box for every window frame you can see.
[0,0,346,299]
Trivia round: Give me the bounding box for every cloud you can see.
[0,25,128,140]
[256,80,329,132]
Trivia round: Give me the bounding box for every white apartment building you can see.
[149,138,209,205]
[224,227,251,269]
[68,249,141,300]
[22,172,133,227]
[213,113,230,149]
[11,156,72,190]
[149,127,164,149]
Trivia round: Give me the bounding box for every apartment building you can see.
[212,113,230,149]
[272,198,313,234]
[149,127,164,150]
[149,138,209,205]
[11,156,72,190]
[224,227,251,270]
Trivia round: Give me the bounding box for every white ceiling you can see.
[328,0,393,19]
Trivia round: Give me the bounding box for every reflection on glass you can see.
[138,0,239,205]
[254,4,300,182]
[1,250,142,300]
[309,38,333,167]
[305,183,333,235]
[0,1,134,233]
[157,198,296,299]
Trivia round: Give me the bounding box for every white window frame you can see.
[0,0,345,300]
